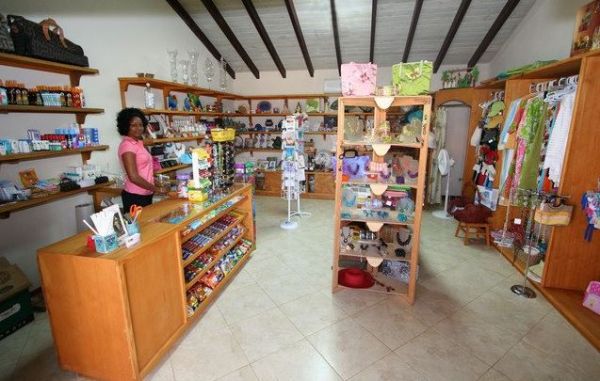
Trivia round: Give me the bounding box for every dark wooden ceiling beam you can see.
[402,0,423,63]
[468,0,520,68]
[200,0,260,79]
[330,0,342,75]
[242,0,286,78]
[284,0,314,77]
[369,0,378,63]
[433,0,472,73]
[165,0,235,78]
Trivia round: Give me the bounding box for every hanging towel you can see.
[543,92,575,186]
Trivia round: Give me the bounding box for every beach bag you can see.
[392,60,432,95]
[340,62,377,96]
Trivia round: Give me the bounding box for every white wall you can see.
[489,0,590,75]
[232,64,491,95]
[0,0,225,287]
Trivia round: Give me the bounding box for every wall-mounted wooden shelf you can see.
[154,163,191,175]
[0,181,114,218]
[143,136,204,146]
[0,145,109,165]
[0,105,104,124]
[118,77,241,99]
[0,53,99,86]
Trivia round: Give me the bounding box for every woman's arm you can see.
[121,152,156,192]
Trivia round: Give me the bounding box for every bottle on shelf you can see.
[144,82,155,109]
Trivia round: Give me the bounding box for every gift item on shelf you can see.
[582,190,600,241]
[0,80,85,107]
[440,67,480,89]
[391,60,432,95]
[583,281,600,315]
[212,141,235,192]
[189,147,212,202]
[341,62,377,96]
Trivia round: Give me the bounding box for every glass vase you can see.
[219,57,227,90]
[188,51,199,86]
[204,58,215,89]
[179,60,190,85]
[167,50,178,83]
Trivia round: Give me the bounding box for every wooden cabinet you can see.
[38,184,254,380]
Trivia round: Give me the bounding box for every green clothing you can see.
[519,97,546,190]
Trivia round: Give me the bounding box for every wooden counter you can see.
[38,184,255,381]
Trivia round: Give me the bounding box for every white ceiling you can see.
[180,0,536,75]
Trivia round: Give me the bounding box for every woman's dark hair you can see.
[116,108,148,136]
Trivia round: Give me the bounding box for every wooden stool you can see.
[455,221,490,246]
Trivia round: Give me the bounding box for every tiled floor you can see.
[2,197,600,381]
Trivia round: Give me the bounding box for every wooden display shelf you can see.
[237,148,281,154]
[142,109,244,117]
[340,216,414,226]
[0,52,98,86]
[0,105,104,124]
[118,77,240,99]
[154,163,191,175]
[342,140,422,149]
[0,181,114,218]
[180,196,247,244]
[182,215,245,267]
[0,145,108,164]
[188,247,253,321]
[342,179,418,188]
[143,136,205,145]
[476,49,600,89]
[184,227,246,289]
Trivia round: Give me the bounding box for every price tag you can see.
[514,218,522,225]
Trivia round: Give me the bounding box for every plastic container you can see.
[176,173,190,198]
[94,233,118,254]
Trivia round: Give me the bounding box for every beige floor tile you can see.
[432,310,523,366]
[216,365,259,381]
[353,299,429,350]
[494,341,588,381]
[329,288,389,315]
[11,346,78,381]
[307,318,390,379]
[348,353,428,381]
[187,304,227,337]
[394,328,489,381]
[230,308,304,362]
[250,340,341,381]
[217,283,276,325]
[145,359,175,381]
[478,368,512,381]
[463,286,549,335]
[244,256,295,281]
[225,269,258,291]
[170,326,249,381]
[280,291,348,336]
[258,272,321,305]
[521,313,600,379]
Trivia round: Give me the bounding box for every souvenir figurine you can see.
[167,95,178,111]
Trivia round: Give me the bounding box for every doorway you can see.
[441,103,470,196]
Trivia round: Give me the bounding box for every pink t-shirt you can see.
[118,136,154,195]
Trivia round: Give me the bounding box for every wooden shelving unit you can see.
[331,96,431,304]
[0,181,114,218]
[154,163,191,175]
[0,145,108,164]
[142,136,205,146]
[0,52,98,86]
[435,48,600,350]
[0,54,105,218]
[38,184,255,381]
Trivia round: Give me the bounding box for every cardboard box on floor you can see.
[0,256,34,340]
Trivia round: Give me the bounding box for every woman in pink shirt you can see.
[117,108,155,211]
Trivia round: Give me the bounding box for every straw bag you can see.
[392,61,432,95]
[534,200,572,226]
